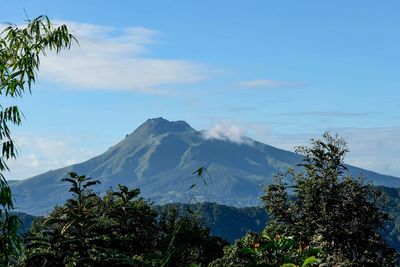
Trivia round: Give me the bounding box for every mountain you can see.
[10,117,400,215]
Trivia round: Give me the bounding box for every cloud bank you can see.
[38,21,209,93]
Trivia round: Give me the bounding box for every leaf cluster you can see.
[209,230,322,267]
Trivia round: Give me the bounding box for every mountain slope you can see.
[10,118,400,215]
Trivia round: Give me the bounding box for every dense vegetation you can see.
[18,173,227,266]
[16,197,400,251]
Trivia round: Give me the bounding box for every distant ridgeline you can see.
[16,202,267,244]
[10,118,400,215]
[17,188,400,251]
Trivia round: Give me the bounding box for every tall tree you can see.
[262,133,398,266]
[0,15,76,263]
[23,173,104,266]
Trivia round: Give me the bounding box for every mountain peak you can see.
[134,117,194,135]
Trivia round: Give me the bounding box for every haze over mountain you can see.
[10,118,400,215]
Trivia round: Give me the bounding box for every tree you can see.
[101,185,160,266]
[262,133,398,266]
[22,173,103,266]
[0,15,76,264]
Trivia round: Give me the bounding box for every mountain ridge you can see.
[10,118,400,215]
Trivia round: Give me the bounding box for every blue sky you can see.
[2,0,400,179]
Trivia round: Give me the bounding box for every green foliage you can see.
[262,132,398,266]
[0,15,76,96]
[22,173,105,266]
[21,172,226,266]
[379,186,400,251]
[0,15,75,264]
[209,230,322,267]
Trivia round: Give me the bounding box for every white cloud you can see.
[237,79,305,89]
[37,20,209,93]
[202,123,252,145]
[6,136,96,180]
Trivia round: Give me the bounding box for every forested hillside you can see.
[16,189,400,250]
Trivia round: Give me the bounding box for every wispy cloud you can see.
[38,21,209,93]
[237,79,305,89]
[275,111,374,117]
[202,122,252,145]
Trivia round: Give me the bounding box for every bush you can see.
[209,230,322,267]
